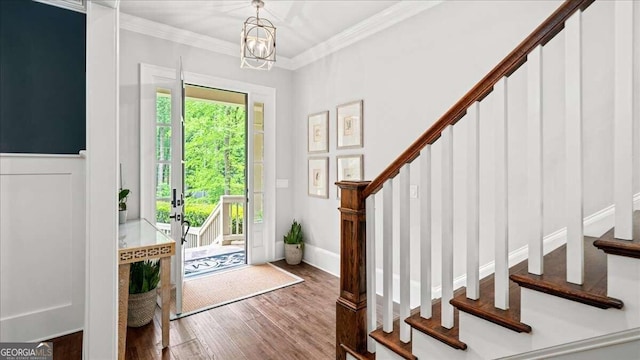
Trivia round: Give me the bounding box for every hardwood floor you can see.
[47,260,339,360]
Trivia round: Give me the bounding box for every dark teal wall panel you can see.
[0,0,86,154]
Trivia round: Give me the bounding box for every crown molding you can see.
[289,0,444,70]
[119,1,443,72]
[119,13,295,70]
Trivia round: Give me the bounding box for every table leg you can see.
[118,263,130,360]
[160,256,171,348]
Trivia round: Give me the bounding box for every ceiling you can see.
[119,0,400,59]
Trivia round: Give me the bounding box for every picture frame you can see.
[337,100,363,149]
[308,157,329,198]
[336,155,363,198]
[308,111,329,153]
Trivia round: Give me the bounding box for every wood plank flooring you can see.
[46,260,339,360]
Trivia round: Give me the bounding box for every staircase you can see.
[335,0,638,359]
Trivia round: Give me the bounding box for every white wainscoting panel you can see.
[0,154,85,342]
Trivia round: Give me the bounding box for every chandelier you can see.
[240,0,276,70]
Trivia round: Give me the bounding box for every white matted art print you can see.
[337,100,363,149]
[308,111,329,153]
[337,155,363,182]
[308,157,329,198]
[336,155,363,198]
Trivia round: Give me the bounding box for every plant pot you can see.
[119,210,127,224]
[127,288,157,327]
[284,243,303,265]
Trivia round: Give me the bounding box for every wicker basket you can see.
[127,289,157,327]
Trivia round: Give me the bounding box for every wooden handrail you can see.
[363,0,594,198]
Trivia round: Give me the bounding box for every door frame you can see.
[139,63,277,275]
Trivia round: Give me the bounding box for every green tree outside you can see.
[155,95,246,227]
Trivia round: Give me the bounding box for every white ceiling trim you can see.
[289,0,444,70]
[119,1,443,72]
[33,0,86,13]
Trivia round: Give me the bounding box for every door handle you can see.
[169,213,181,222]
[181,220,191,245]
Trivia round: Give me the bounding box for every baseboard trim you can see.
[38,328,83,344]
[301,244,340,277]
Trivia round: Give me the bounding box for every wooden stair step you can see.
[369,318,416,360]
[450,258,531,333]
[404,297,467,351]
[510,236,623,309]
[340,344,375,360]
[594,210,640,259]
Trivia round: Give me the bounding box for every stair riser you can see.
[520,288,628,350]
[607,254,640,327]
[412,330,471,360]
[372,340,406,360]
[458,312,532,358]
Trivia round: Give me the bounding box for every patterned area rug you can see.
[184,250,246,277]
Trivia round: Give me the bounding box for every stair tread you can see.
[370,319,416,360]
[404,296,467,351]
[510,236,623,309]
[450,259,531,333]
[594,211,640,259]
[340,344,375,360]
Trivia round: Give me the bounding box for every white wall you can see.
[292,0,640,285]
[119,30,295,259]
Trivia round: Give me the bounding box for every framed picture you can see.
[308,111,329,153]
[336,155,363,198]
[337,100,363,149]
[308,157,329,198]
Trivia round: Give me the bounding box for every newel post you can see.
[336,181,370,359]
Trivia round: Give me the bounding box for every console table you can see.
[118,219,175,359]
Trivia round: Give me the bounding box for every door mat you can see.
[170,263,303,319]
[184,250,245,277]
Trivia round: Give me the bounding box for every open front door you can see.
[170,62,186,315]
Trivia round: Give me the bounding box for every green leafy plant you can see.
[119,189,130,211]
[284,220,304,248]
[129,260,161,294]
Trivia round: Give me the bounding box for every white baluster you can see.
[420,146,433,318]
[614,0,634,241]
[495,77,509,310]
[467,102,480,300]
[441,125,454,329]
[565,11,584,285]
[528,45,544,275]
[399,164,411,343]
[366,195,377,353]
[383,179,394,332]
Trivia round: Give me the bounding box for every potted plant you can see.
[284,220,304,265]
[119,188,130,224]
[127,260,160,327]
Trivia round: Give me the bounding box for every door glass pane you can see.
[254,103,264,131]
[156,163,171,199]
[253,102,264,224]
[156,200,171,225]
[253,133,263,162]
[156,89,171,124]
[254,163,263,192]
[253,193,263,223]
[156,126,171,161]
